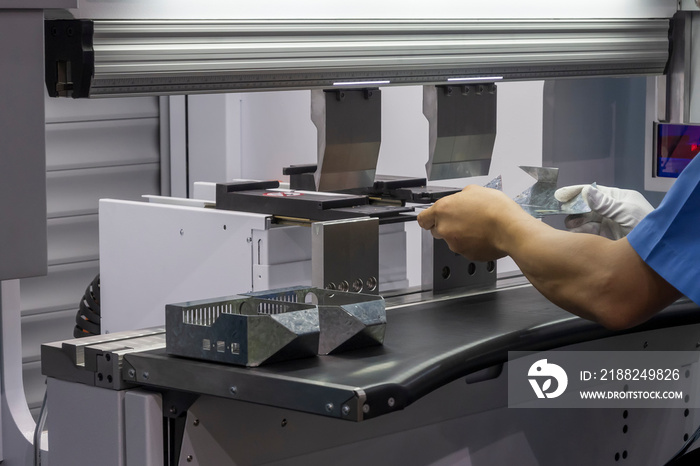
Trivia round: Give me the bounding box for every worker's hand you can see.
[554,185,654,240]
[417,185,524,262]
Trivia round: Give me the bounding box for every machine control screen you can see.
[656,123,700,178]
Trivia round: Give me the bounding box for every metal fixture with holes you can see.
[312,217,380,296]
[422,233,498,294]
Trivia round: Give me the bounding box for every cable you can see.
[74,274,100,338]
[33,389,48,466]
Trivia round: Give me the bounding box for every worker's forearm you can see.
[417,185,680,328]
[493,211,680,329]
[496,214,612,321]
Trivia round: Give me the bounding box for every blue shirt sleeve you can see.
[627,155,700,305]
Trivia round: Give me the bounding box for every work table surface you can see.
[124,284,700,421]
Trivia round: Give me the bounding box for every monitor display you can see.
[656,123,700,178]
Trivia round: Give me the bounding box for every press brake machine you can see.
[36,2,700,465]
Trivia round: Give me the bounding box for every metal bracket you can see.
[338,389,367,422]
[162,391,199,419]
[162,391,199,466]
[45,19,94,98]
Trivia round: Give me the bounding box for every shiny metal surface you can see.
[311,89,381,192]
[560,183,596,214]
[245,287,386,355]
[514,166,591,217]
[311,217,379,295]
[484,175,503,191]
[61,0,678,21]
[41,328,166,388]
[45,327,164,366]
[423,84,497,180]
[165,295,320,367]
[46,19,670,97]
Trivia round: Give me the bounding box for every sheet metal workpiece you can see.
[165,295,320,367]
[513,166,591,217]
[245,286,386,355]
[484,175,502,191]
[560,182,597,214]
[424,84,497,180]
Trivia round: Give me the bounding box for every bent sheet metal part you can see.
[245,287,386,355]
[512,166,592,218]
[165,295,320,367]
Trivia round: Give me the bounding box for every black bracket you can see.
[45,20,95,98]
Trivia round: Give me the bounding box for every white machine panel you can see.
[251,223,411,292]
[99,199,269,333]
[252,226,312,291]
[47,378,126,466]
[378,223,410,291]
[101,198,413,334]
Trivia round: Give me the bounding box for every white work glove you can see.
[554,185,654,240]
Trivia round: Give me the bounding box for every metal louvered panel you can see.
[21,94,162,417]
[47,216,99,266]
[21,261,101,316]
[46,164,160,218]
[46,118,159,170]
[45,18,670,97]
[45,94,158,122]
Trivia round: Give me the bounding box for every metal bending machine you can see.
[21,1,700,465]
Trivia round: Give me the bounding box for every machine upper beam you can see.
[45,18,671,98]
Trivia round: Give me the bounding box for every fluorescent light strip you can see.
[333,80,390,86]
[447,76,504,82]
